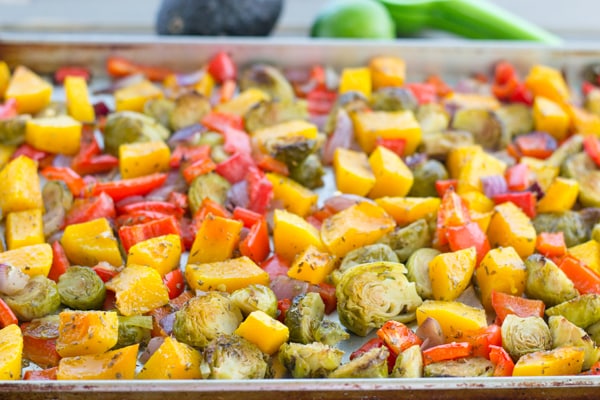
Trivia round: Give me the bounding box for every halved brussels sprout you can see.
[116,315,153,348]
[408,159,449,198]
[494,103,533,147]
[188,172,231,215]
[579,172,600,208]
[370,87,417,112]
[230,284,278,318]
[278,342,344,378]
[420,130,474,160]
[202,334,272,379]
[378,219,433,262]
[391,344,423,378]
[533,212,589,248]
[57,266,106,310]
[268,136,319,169]
[169,92,211,131]
[35,101,67,119]
[405,248,439,300]
[549,315,600,370]
[546,294,600,329]
[547,134,584,169]
[423,357,493,377]
[3,275,61,321]
[240,64,295,102]
[328,346,389,378]
[333,243,399,285]
[103,111,170,156]
[561,151,595,180]
[451,108,502,151]
[244,100,308,133]
[501,314,552,360]
[313,319,350,347]
[288,154,325,189]
[285,292,324,344]
[0,115,29,145]
[143,98,176,129]
[416,103,450,135]
[524,254,578,307]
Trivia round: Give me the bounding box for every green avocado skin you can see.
[156,0,283,36]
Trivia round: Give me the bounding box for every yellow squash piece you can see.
[446,145,483,179]
[457,150,507,194]
[533,96,570,141]
[114,79,163,113]
[416,300,487,342]
[251,119,318,153]
[193,70,215,98]
[57,343,139,380]
[61,218,123,267]
[273,208,325,262]
[564,104,600,135]
[376,196,440,227]
[25,115,82,155]
[0,243,52,277]
[185,256,269,293]
[118,140,170,179]
[5,208,44,250]
[126,234,182,276]
[64,75,95,123]
[369,56,406,89]
[234,310,289,355]
[0,61,10,99]
[475,246,526,310]
[368,145,414,198]
[568,240,600,274]
[333,147,375,196]
[188,215,243,264]
[106,264,169,316]
[338,67,372,99]
[460,191,495,213]
[137,336,204,379]
[320,201,396,257]
[520,156,558,192]
[537,177,579,213]
[56,310,119,357]
[0,324,23,380]
[215,87,270,116]
[4,65,52,114]
[351,110,422,155]
[266,172,318,217]
[487,202,536,258]
[0,155,43,214]
[512,346,585,376]
[525,64,571,104]
[288,245,337,285]
[428,247,477,301]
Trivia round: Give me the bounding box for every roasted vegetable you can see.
[494,103,534,147]
[545,294,600,329]
[143,98,176,129]
[169,92,211,131]
[391,344,423,378]
[533,211,590,248]
[0,115,28,146]
[328,346,389,379]
[187,172,231,214]
[288,154,325,189]
[451,108,503,151]
[57,266,106,310]
[423,357,494,377]
[116,315,153,348]
[548,315,600,370]
[278,342,344,378]
[370,87,417,112]
[240,64,295,102]
[405,248,439,300]
[501,315,552,360]
[244,100,308,133]
[416,103,450,135]
[378,219,433,262]
[3,275,61,321]
[103,111,170,156]
[230,284,278,318]
[420,130,475,159]
[202,334,272,379]
[408,158,449,198]
[524,254,578,307]
[42,180,73,238]
[333,243,399,285]
[313,319,350,347]
[284,292,324,344]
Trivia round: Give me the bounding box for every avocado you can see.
[156,0,283,36]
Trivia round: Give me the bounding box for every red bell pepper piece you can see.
[405,83,437,104]
[492,191,537,219]
[435,179,458,197]
[254,153,289,176]
[0,298,17,328]
[581,360,600,375]
[53,66,91,85]
[510,82,533,105]
[376,320,422,356]
[206,51,237,83]
[246,166,273,215]
[167,191,188,210]
[41,166,86,197]
[491,290,545,325]
[375,137,406,158]
[514,131,557,160]
[559,255,600,295]
[260,254,290,280]
[489,345,515,376]
[306,88,337,115]
[446,221,491,265]
[21,319,61,368]
[436,189,471,247]
[71,134,118,175]
[584,134,600,168]
[169,144,211,169]
[426,74,453,97]
[0,98,18,119]
[505,163,530,192]
[201,111,244,132]
[64,192,116,227]
[47,241,70,283]
[178,217,196,251]
[422,342,473,366]
[233,206,263,229]
[311,282,337,315]
[92,263,120,283]
[218,79,237,103]
[276,298,292,323]
[459,324,501,359]
[182,156,216,184]
[117,201,184,218]
[10,143,49,163]
[118,215,180,253]
[239,217,270,263]
[222,127,252,155]
[163,268,185,300]
[215,151,256,183]
[91,173,168,202]
[350,336,398,373]
[106,56,173,82]
[536,232,567,257]
[23,367,58,381]
[193,197,232,229]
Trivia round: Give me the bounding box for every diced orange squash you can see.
[266,172,318,217]
[338,67,371,99]
[568,240,600,274]
[369,56,406,89]
[273,208,325,262]
[537,177,579,213]
[533,96,570,141]
[137,336,203,379]
[114,79,163,112]
[4,65,52,114]
[0,324,23,380]
[320,201,395,257]
[457,151,507,194]
[185,256,269,293]
[0,243,52,277]
[126,234,181,276]
[416,300,487,342]
[251,119,318,153]
[193,70,215,98]
[460,191,495,213]
[520,156,559,191]
[64,76,95,123]
[57,343,139,380]
[0,155,43,213]
[119,140,170,179]
[5,208,44,250]
[525,64,571,104]
[0,144,15,169]
[487,202,537,258]
[56,311,119,357]
[375,196,440,227]
[368,145,414,198]
[188,215,243,264]
[443,92,501,111]
[215,88,270,117]
[0,61,10,99]
[563,104,600,135]
[446,145,483,179]
[25,115,82,155]
[351,110,422,154]
[512,346,584,376]
[288,245,337,285]
[106,264,169,316]
[428,247,477,301]
[234,310,289,355]
[61,218,123,267]
[475,246,526,310]
[333,147,375,196]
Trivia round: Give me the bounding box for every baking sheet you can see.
[2,33,600,399]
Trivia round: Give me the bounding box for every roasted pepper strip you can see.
[91,173,168,202]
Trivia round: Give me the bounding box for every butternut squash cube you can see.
[564,104,600,135]
[428,247,477,301]
[137,336,203,379]
[537,177,579,213]
[5,208,44,250]
[446,145,483,179]
[65,76,95,123]
[0,324,23,380]
[61,218,123,267]
[368,145,414,198]
[513,346,584,376]
[235,310,289,355]
[106,264,169,316]
[333,147,375,196]
[266,172,318,217]
[369,56,406,89]
[460,191,495,213]
[126,234,182,276]
[273,208,324,262]
[114,79,163,112]
[487,202,536,258]
[25,115,82,155]
[457,151,507,194]
[185,256,269,293]
[520,156,559,191]
[188,215,243,264]
[338,67,371,99]
[215,87,270,117]
[56,310,119,357]
[568,240,600,274]
[0,155,43,213]
[57,343,139,380]
[4,65,52,114]
[193,71,215,98]
[251,119,318,153]
[320,201,395,257]
[288,245,337,285]
[119,140,170,179]
[0,61,10,99]
[416,300,487,342]
[525,64,571,104]
[351,110,422,154]
[0,243,52,277]
[533,96,570,141]
[376,196,440,227]
[475,246,526,310]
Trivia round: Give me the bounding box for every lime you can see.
[310,0,396,39]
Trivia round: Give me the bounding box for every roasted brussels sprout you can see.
[525,254,578,307]
[328,346,389,378]
[370,87,417,112]
[586,320,600,346]
[3,275,61,321]
[378,219,433,262]
[420,130,474,160]
[269,136,319,169]
[57,266,106,310]
[285,292,324,344]
[408,158,449,198]
[116,315,153,348]
[451,108,502,151]
[405,248,439,300]
[547,134,584,169]
[533,212,590,248]
[546,294,600,329]
[561,151,595,180]
[42,180,73,238]
[416,103,450,135]
[143,98,176,129]
[173,292,243,348]
[391,344,423,378]
[0,115,29,145]
[35,101,67,119]
[336,262,422,336]
[313,319,350,346]
[278,342,344,378]
[230,284,278,318]
[169,92,211,131]
[494,103,533,147]
[288,154,325,189]
[333,243,399,285]
[501,315,552,360]
[187,172,231,215]
[202,334,272,379]
[549,315,600,370]
[423,357,493,377]
[103,111,170,156]
[244,100,308,133]
[579,172,600,208]
[240,64,295,102]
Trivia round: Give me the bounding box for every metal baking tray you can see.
[2,32,600,399]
